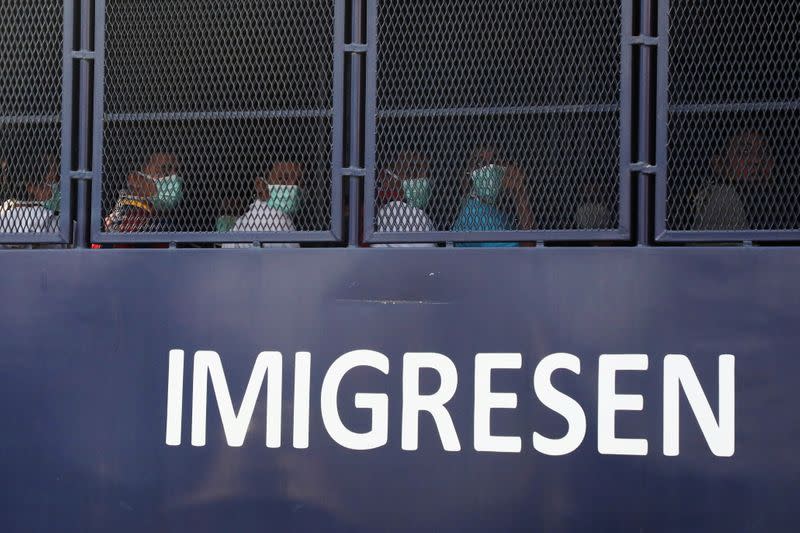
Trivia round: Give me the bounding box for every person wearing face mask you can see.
[222,161,303,249]
[119,152,184,232]
[372,151,437,248]
[693,131,774,231]
[451,146,534,247]
[0,155,61,234]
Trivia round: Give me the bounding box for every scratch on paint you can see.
[336,298,449,306]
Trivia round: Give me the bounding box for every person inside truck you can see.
[372,150,437,248]
[451,145,535,247]
[0,155,60,234]
[105,152,184,233]
[693,130,774,231]
[222,161,303,248]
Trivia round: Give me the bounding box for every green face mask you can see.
[215,215,237,232]
[471,164,505,204]
[149,174,184,211]
[266,184,301,216]
[42,182,61,213]
[401,178,431,210]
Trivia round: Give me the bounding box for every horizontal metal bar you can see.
[71,49,96,60]
[656,229,800,243]
[364,228,630,245]
[344,43,367,53]
[0,114,60,125]
[105,109,333,123]
[669,101,800,114]
[631,35,659,46]
[0,233,69,245]
[69,170,93,180]
[91,230,339,245]
[378,104,620,119]
[343,167,366,177]
[630,162,658,174]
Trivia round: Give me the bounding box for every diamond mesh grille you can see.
[100,0,335,237]
[0,0,63,237]
[371,0,623,238]
[666,0,800,233]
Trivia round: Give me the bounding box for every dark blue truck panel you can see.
[0,247,798,532]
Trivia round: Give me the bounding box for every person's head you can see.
[713,131,774,183]
[0,159,8,184]
[127,152,183,211]
[255,161,304,216]
[377,151,431,210]
[463,145,508,205]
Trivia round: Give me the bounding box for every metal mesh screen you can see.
[370,0,623,239]
[99,0,335,238]
[665,0,800,233]
[0,0,64,237]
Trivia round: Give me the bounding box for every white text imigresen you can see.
[165,350,735,457]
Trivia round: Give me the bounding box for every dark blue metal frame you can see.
[362,0,633,245]
[89,0,346,245]
[0,0,73,245]
[654,0,800,243]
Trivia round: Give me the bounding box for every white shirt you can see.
[221,200,300,249]
[371,200,437,248]
[0,201,59,233]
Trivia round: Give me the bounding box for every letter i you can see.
[165,349,185,446]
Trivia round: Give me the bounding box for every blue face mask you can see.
[471,164,504,204]
[146,174,184,211]
[401,177,431,211]
[42,182,61,213]
[265,184,302,216]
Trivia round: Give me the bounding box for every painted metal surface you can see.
[0,247,798,532]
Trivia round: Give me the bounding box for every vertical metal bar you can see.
[331,0,346,241]
[654,0,670,240]
[74,0,92,248]
[348,178,361,247]
[362,0,378,244]
[619,0,633,241]
[637,0,655,246]
[347,0,364,247]
[59,0,75,244]
[91,0,106,242]
[655,0,669,240]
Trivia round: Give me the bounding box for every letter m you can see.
[191,351,282,448]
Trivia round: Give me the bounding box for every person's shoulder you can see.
[235,201,296,232]
[377,201,433,230]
